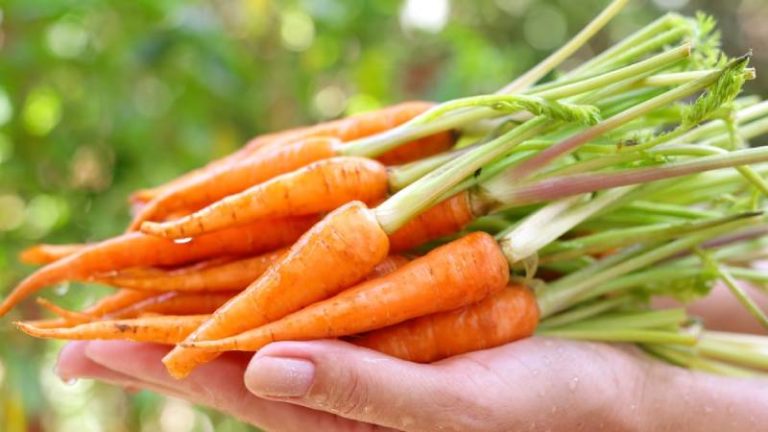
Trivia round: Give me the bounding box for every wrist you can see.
[639,358,768,431]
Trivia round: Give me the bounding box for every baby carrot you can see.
[351,284,539,363]
[162,201,390,378]
[183,232,509,353]
[19,244,86,265]
[97,249,287,292]
[107,291,238,319]
[0,216,316,317]
[127,137,340,230]
[129,102,454,230]
[15,315,208,344]
[141,157,389,238]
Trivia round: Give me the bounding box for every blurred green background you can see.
[0,0,766,430]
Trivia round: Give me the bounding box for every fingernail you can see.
[245,356,315,398]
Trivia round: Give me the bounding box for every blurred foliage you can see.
[0,0,765,430]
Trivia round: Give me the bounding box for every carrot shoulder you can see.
[0,216,315,317]
[141,157,389,238]
[352,284,539,363]
[162,200,390,379]
[184,232,510,352]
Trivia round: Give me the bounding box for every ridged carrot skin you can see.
[108,291,238,319]
[0,216,316,317]
[97,249,286,292]
[19,244,86,265]
[162,201,390,379]
[128,137,339,230]
[183,232,509,353]
[388,192,476,252]
[15,315,209,344]
[141,157,390,238]
[351,284,539,363]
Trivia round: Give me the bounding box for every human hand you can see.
[56,336,768,432]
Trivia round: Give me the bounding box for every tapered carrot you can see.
[129,102,454,230]
[19,318,75,330]
[81,289,160,319]
[388,192,477,252]
[128,137,341,230]
[19,244,86,265]
[183,232,510,353]
[141,157,390,238]
[351,284,539,363]
[107,291,238,319]
[15,315,209,344]
[36,298,92,324]
[97,249,286,292]
[162,201,390,378]
[0,216,316,317]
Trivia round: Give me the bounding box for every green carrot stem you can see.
[566,13,684,77]
[699,254,768,330]
[499,0,630,93]
[642,344,759,377]
[543,308,690,331]
[489,146,768,207]
[342,45,691,159]
[537,296,632,329]
[538,213,764,317]
[538,328,697,345]
[698,336,768,371]
[489,55,742,185]
[727,267,768,285]
[387,148,468,191]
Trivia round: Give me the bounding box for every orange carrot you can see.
[365,255,410,280]
[108,291,238,319]
[141,157,389,238]
[127,137,340,230]
[81,289,160,318]
[0,216,316,317]
[129,102,454,230]
[389,192,476,252]
[16,314,208,344]
[183,232,509,353]
[97,249,286,292]
[162,200,390,378]
[19,244,86,265]
[35,298,92,324]
[351,284,539,363]
[20,318,77,330]
[375,130,456,166]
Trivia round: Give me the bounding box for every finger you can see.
[244,339,496,431]
[57,342,190,399]
[85,341,386,432]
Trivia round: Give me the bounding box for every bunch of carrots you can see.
[7,0,768,380]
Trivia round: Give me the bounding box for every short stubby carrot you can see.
[15,314,208,345]
[162,200,390,378]
[388,192,477,252]
[351,284,540,363]
[107,291,238,319]
[19,244,86,266]
[184,232,510,353]
[141,157,390,238]
[0,216,316,317]
[97,249,286,292]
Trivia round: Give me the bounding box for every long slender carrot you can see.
[127,137,340,230]
[19,244,86,265]
[35,298,92,324]
[15,315,209,344]
[350,284,539,363]
[129,102,454,230]
[19,318,76,330]
[140,157,390,238]
[96,249,286,292]
[107,291,238,319]
[183,232,510,353]
[162,201,390,378]
[0,216,316,317]
[81,289,159,318]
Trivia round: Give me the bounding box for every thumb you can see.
[243,340,489,431]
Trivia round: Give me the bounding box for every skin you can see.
[56,285,768,432]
